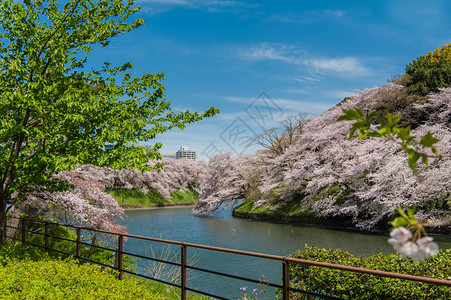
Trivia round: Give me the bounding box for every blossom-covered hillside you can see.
[194,85,451,231]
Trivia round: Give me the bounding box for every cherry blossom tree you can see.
[193,153,251,214]
[75,158,209,199]
[20,170,127,234]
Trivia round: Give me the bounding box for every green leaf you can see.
[407,208,416,218]
[407,152,421,171]
[421,155,428,165]
[397,206,409,219]
[390,217,409,228]
[338,109,360,121]
[397,126,411,141]
[367,110,380,120]
[420,132,440,148]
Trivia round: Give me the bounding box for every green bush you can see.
[0,259,166,299]
[0,244,207,299]
[12,221,135,271]
[405,43,451,95]
[286,246,450,299]
[0,242,51,266]
[371,86,427,128]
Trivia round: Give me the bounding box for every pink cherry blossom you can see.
[416,236,439,256]
[389,227,412,244]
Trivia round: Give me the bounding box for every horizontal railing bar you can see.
[123,251,181,267]
[185,287,230,300]
[187,265,281,289]
[184,242,284,261]
[78,256,118,270]
[78,241,115,252]
[285,257,451,287]
[122,233,183,245]
[45,247,73,257]
[122,269,181,288]
[45,234,76,243]
[22,241,45,250]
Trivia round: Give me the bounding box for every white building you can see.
[175,147,196,160]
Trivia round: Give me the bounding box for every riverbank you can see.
[106,188,198,209]
[232,210,357,229]
[232,205,451,235]
[123,202,195,210]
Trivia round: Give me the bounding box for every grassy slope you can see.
[0,244,208,300]
[106,188,199,208]
[234,184,353,217]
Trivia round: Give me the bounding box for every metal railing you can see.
[3,216,450,300]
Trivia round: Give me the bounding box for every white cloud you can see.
[223,95,334,115]
[243,43,296,63]
[271,98,334,115]
[240,43,371,77]
[306,57,370,76]
[294,76,321,83]
[137,0,252,14]
[267,9,346,24]
[140,0,191,5]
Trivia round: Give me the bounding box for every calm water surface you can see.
[119,207,451,299]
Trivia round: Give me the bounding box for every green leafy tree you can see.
[0,0,219,240]
[405,43,451,95]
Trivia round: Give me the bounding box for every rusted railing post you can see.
[21,218,26,246]
[181,242,187,300]
[117,234,124,280]
[76,227,81,264]
[283,258,290,300]
[44,222,49,253]
[3,215,7,243]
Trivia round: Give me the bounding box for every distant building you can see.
[163,154,176,159]
[176,147,196,160]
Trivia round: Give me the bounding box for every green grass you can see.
[0,243,210,299]
[106,188,199,208]
[234,184,353,216]
[234,199,310,215]
[0,259,211,299]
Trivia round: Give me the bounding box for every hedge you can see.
[286,246,450,299]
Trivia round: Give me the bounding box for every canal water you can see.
[119,206,451,299]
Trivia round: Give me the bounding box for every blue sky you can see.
[90,0,451,159]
